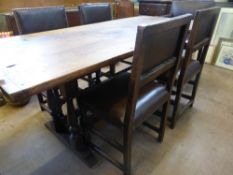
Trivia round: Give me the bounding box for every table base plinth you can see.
[45,121,97,168]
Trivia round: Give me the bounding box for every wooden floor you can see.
[0,64,233,175]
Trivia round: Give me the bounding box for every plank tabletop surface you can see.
[0,16,169,101]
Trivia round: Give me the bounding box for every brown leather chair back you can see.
[79,3,112,25]
[13,6,68,34]
[186,7,220,64]
[170,0,215,17]
[192,7,220,49]
[125,14,191,122]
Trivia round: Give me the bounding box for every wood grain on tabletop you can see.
[0,16,168,101]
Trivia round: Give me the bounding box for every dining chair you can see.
[79,3,132,81]
[170,7,220,129]
[13,6,68,34]
[79,3,119,85]
[113,1,135,68]
[79,3,114,83]
[167,0,215,17]
[79,3,112,25]
[79,14,191,175]
[13,6,69,118]
[165,0,216,52]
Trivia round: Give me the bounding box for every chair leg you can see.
[171,83,183,129]
[123,128,132,175]
[95,70,101,84]
[37,93,45,111]
[158,102,168,142]
[0,95,6,107]
[110,64,116,77]
[189,73,201,107]
[87,74,94,87]
[47,89,67,133]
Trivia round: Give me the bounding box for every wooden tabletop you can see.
[0,16,169,101]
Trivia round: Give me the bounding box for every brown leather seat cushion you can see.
[184,60,201,83]
[80,72,169,127]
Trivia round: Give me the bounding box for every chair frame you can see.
[170,7,220,129]
[80,14,191,175]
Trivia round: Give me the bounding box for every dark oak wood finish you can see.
[170,7,220,128]
[0,15,173,170]
[11,6,71,128]
[79,3,116,81]
[79,14,191,175]
[0,16,170,102]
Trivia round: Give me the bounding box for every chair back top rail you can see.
[0,16,170,101]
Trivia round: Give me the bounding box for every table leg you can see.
[110,64,116,77]
[47,89,67,133]
[60,81,97,167]
[0,90,6,107]
[0,96,6,107]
